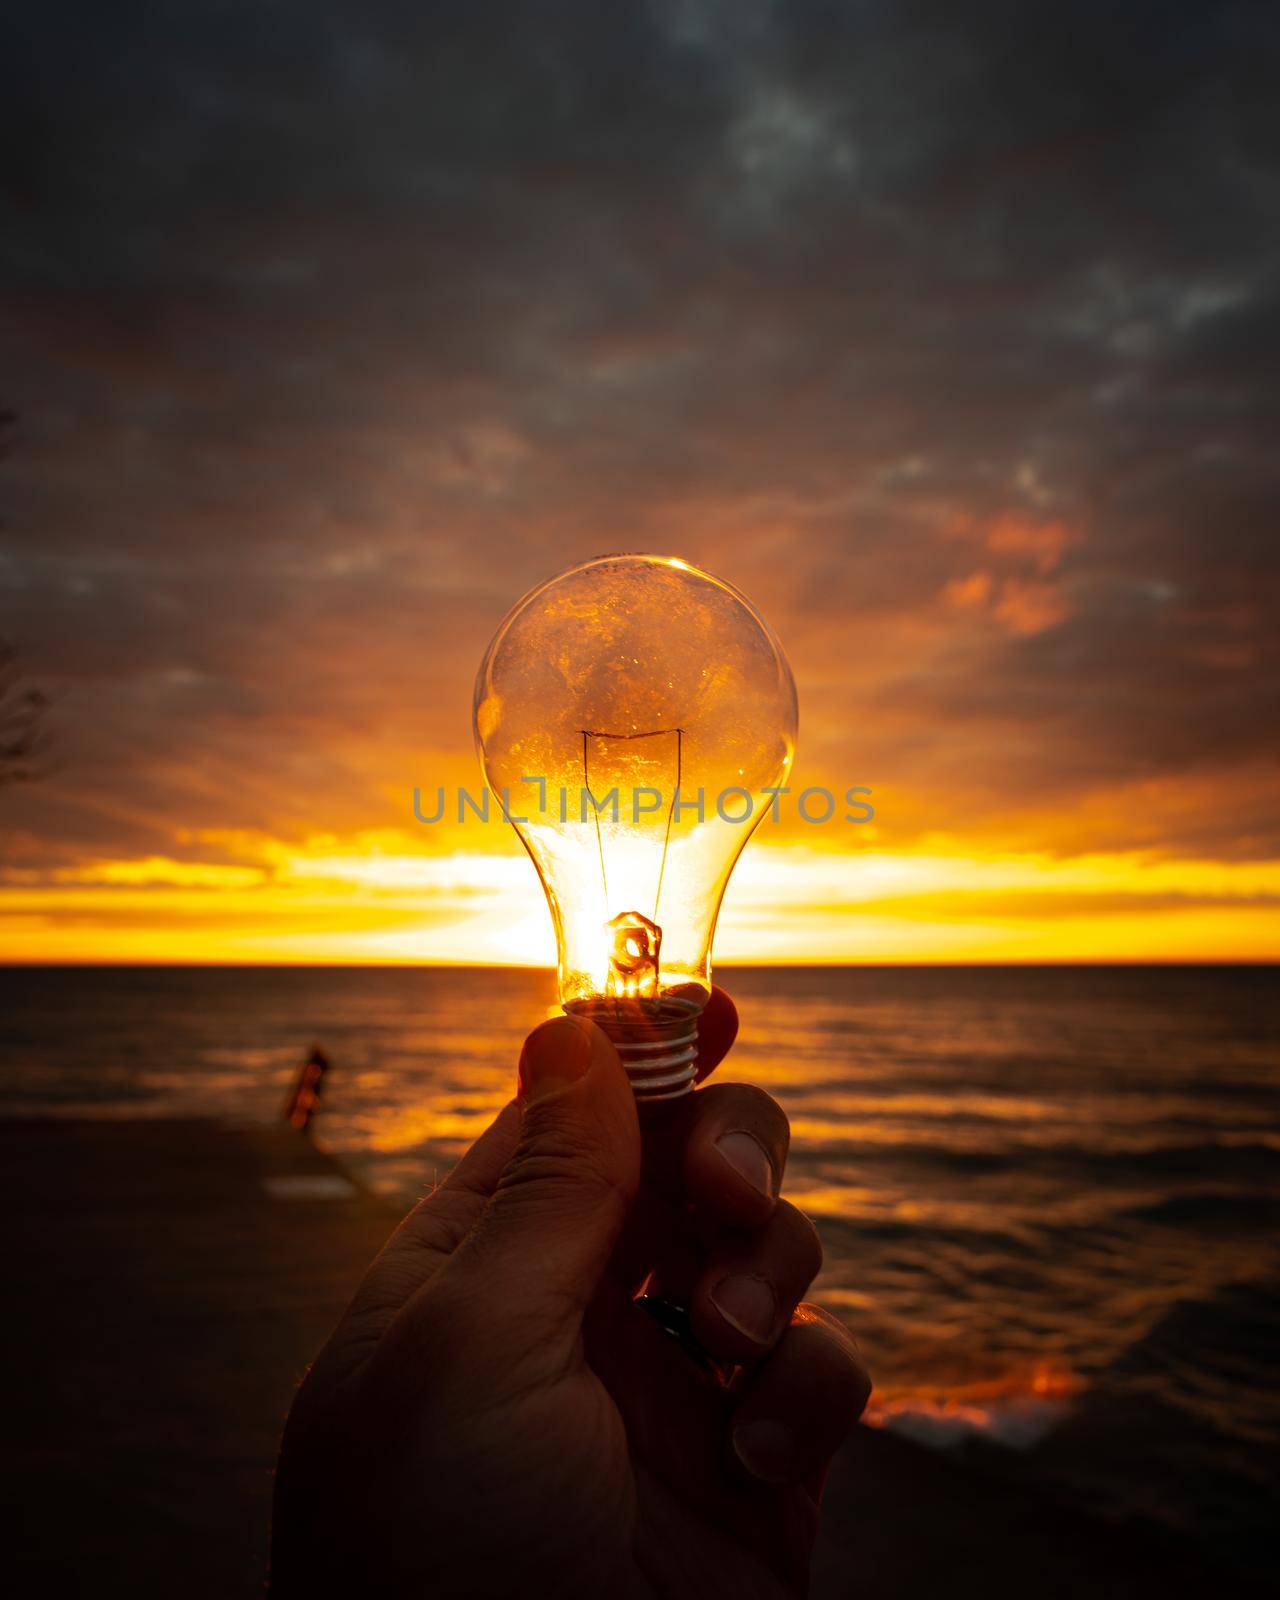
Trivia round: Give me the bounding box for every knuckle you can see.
[501,1123,633,1217]
[708,1081,791,1152]
[409,1184,480,1247]
[364,1298,535,1446]
[793,1301,873,1409]
[393,1279,467,1362]
[776,1199,824,1278]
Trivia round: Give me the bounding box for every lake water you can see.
[2,962,1276,1563]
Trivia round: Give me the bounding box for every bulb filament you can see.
[606,910,661,1001]
[582,726,683,1005]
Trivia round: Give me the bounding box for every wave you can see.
[1106,1275,1280,1399]
[797,1134,1280,1182]
[867,1367,1081,1453]
[1119,1191,1280,1228]
[870,1393,1072,1451]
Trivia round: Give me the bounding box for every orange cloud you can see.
[943,570,994,609]
[992,578,1071,636]
[982,512,1077,574]
[943,568,1069,635]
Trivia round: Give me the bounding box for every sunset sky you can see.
[2,1,1278,964]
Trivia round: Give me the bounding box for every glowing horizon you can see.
[4,835,1276,966]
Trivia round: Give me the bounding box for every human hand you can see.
[270,990,870,1599]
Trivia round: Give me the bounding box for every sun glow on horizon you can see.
[2,834,1277,965]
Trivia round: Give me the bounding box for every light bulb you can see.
[474,554,797,1100]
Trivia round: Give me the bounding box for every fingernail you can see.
[733,1418,800,1483]
[518,1017,592,1103]
[714,1130,775,1199]
[711,1273,778,1345]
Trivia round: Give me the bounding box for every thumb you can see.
[442,1014,639,1368]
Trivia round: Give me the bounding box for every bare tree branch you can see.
[0,640,52,787]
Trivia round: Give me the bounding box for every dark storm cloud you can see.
[1,0,1278,866]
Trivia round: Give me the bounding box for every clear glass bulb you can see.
[474,553,797,1098]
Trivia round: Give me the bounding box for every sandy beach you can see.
[5,1114,1239,1598]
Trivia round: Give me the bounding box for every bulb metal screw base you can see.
[564,995,701,1100]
